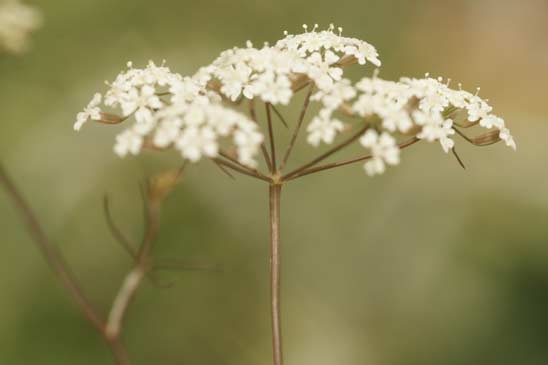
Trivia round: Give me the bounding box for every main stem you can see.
[269,183,283,365]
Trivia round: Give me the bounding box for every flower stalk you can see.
[269,183,283,365]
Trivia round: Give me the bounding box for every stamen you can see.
[446,78,452,87]
[312,24,319,32]
[302,24,308,32]
[246,40,253,48]
[458,83,463,91]
[127,61,133,69]
[475,87,481,96]
[328,23,335,31]
[283,30,288,36]
[425,72,430,78]
[338,27,343,36]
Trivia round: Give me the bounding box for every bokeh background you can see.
[1,0,547,364]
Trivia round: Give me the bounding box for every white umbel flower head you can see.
[74,27,515,178]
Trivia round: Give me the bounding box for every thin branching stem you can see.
[153,260,220,272]
[249,99,273,171]
[213,158,272,183]
[453,126,501,147]
[280,84,314,171]
[0,163,130,365]
[282,123,370,181]
[0,164,105,331]
[137,190,160,263]
[270,104,289,129]
[104,196,138,259]
[286,137,421,181]
[212,159,236,179]
[451,147,466,169]
[106,266,147,340]
[219,151,269,180]
[453,126,475,144]
[266,103,277,173]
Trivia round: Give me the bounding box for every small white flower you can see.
[306,51,343,91]
[479,115,505,130]
[219,63,253,101]
[414,111,455,153]
[114,128,143,157]
[466,96,492,122]
[306,110,345,146]
[359,130,400,176]
[260,73,293,105]
[120,85,163,123]
[74,93,102,131]
[176,126,218,162]
[312,78,357,110]
[499,127,517,151]
[382,110,413,133]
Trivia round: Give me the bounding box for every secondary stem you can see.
[249,100,273,171]
[286,137,421,181]
[106,267,146,340]
[269,184,283,365]
[282,123,370,181]
[266,103,277,173]
[0,165,104,331]
[0,164,130,365]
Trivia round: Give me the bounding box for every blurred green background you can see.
[1,0,547,364]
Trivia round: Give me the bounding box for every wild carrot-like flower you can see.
[74,24,516,365]
[0,0,41,54]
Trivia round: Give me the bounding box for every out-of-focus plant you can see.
[0,165,216,364]
[0,0,41,54]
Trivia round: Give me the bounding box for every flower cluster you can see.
[310,74,516,174]
[0,0,41,54]
[276,24,381,68]
[196,44,309,105]
[151,98,263,167]
[74,61,263,167]
[75,24,515,176]
[197,24,381,106]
